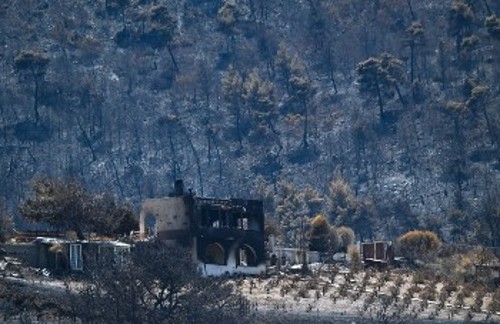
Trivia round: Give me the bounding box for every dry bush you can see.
[0,280,70,322]
[321,284,329,296]
[305,278,318,290]
[451,254,475,282]
[345,270,354,282]
[419,298,428,311]
[412,269,436,285]
[379,293,393,310]
[329,264,339,277]
[438,289,449,308]
[465,310,474,321]
[330,292,339,303]
[347,244,361,273]
[471,290,484,313]
[487,289,500,313]
[407,284,421,297]
[454,291,465,308]
[402,292,412,308]
[77,243,250,323]
[336,226,355,249]
[412,272,426,285]
[338,282,350,297]
[419,285,436,301]
[442,281,459,295]
[361,271,370,290]
[461,283,475,298]
[296,285,309,299]
[291,275,300,288]
[308,214,339,252]
[389,285,400,301]
[468,246,498,265]
[397,230,442,263]
[350,291,360,302]
[381,271,391,283]
[394,275,404,288]
[363,292,376,311]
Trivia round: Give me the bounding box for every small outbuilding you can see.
[1,237,131,273]
[360,241,395,267]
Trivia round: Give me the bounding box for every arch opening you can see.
[205,242,225,265]
[239,244,258,267]
[270,254,278,266]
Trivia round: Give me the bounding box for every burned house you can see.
[139,181,266,276]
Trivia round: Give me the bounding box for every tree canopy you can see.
[19,178,137,239]
[308,214,339,253]
[0,199,13,242]
[14,50,50,122]
[356,53,405,119]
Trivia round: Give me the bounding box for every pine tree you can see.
[14,50,50,123]
[356,53,405,120]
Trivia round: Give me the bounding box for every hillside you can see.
[0,0,499,245]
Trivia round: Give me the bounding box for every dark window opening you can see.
[205,242,225,265]
[198,202,255,230]
[270,254,278,266]
[145,213,157,238]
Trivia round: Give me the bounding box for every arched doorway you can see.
[239,244,258,266]
[205,243,225,265]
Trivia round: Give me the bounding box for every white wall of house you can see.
[270,248,320,265]
[199,262,266,277]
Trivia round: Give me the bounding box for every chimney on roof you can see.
[174,180,184,196]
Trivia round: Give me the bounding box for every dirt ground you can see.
[2,260,499,323]
[235,265,500,323]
